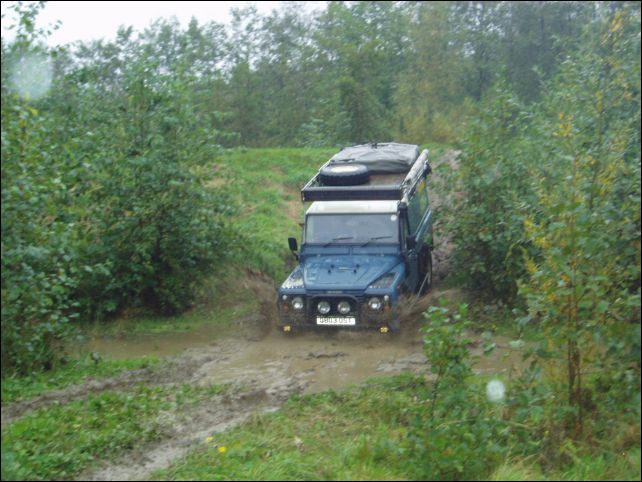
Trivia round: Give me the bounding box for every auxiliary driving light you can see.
[338,301,351,314]
[368,297,382,311]
[292,297,304,310]
[317,301,331,314]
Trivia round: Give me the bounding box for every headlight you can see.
[368,297,382,311]
[338,301,351,314]
[368,273,396,289]
[292,297,304,310]
[282,268,304,289]
[317,301,331,314]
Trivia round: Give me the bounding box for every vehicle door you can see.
[405,178,432,291]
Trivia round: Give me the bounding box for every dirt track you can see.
[75,287,465,481]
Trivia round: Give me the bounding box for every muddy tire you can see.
[319,163,370,186]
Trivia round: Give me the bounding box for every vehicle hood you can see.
[302,254,400,290]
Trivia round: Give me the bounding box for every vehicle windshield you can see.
[305,213,399,245]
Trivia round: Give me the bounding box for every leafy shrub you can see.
[448,82,536,301]
[404,303,514,480]
[1,5,239,373]
[449,3,640,450]
[519,8,641,435]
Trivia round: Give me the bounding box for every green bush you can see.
[449,3,640,449]
[519,8,641,435]
[1,5,238,374]
[448,82,535,301]
[405,303,522,480]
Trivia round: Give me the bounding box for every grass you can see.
[1,356,161,404]
[84,289,257,338]
[4,368,639,481]
[489,449,642,481]
[211,147,336,281]
[0,383,229,481]
[151,374,428,481]
[149,370,641,481]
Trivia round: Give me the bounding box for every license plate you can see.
[316,316,356,326]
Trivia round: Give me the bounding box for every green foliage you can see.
[1,356,160,404]
[421,303,474,420]
[449,82,535,301]
[451,4,640,305]
[404,303,511,480]
[519,7,641,435]
[1,8,239,374]
[451,0,640,455]
[1,3,84,374]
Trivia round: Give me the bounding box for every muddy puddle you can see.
[86,310,525,399]
[195,329,428,395]
[86,325,222,360]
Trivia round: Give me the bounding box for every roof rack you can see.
[301,149,430,202]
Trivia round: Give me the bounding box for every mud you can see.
[86,327,222,360]
[430,149,461,279]
[194,329,426,395]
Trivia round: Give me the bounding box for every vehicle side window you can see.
[407,180,429,234]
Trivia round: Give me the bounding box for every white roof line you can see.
[306,200,399,215]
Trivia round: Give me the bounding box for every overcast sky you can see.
[1,1,311,46]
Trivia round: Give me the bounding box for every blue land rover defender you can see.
[278,143,433,333]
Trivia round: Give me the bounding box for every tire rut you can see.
[78,379,307,481]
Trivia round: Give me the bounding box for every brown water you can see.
[194,329,428,394]
[86,324,224,360]
[87,315,525,397]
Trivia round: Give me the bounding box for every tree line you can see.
[14,1,620,147]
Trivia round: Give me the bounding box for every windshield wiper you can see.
[360,235,393,247]
[324,235,354,247]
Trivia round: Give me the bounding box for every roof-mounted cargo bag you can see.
[302,143,430,202]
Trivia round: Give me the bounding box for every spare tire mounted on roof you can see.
[319,163,370,186]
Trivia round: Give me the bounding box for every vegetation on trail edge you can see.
[1,356,161,404]
[150,374,640,481]
[1,383,229,481]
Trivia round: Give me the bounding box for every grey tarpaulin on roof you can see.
[329,142,420,173]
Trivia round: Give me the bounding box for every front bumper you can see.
[277,293,399,331]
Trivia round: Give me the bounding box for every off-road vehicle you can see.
[277,142,433,333]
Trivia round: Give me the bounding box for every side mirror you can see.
[288,237,299,260]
